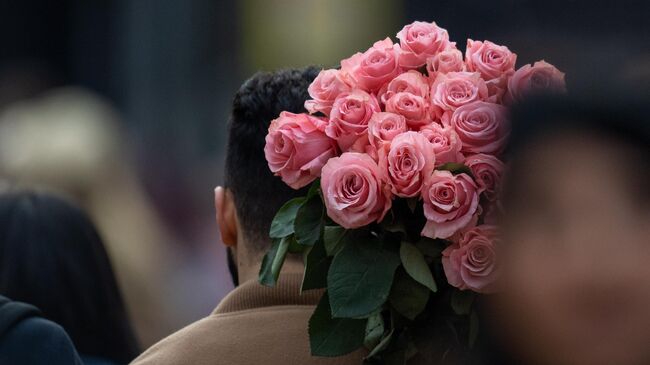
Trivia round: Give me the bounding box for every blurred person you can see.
[0,190,140,364]
[0,295,83,365]
[131,67,365,365]
[0,87,183,345]
[482,93,650,365]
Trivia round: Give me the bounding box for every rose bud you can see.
[425,48,466,80]
[304,69,352,116]
[321,152,392,229]
[326,89,381,151]
[451,101,509,155]
[382,131,436,198]
[368,112,408,151]
[340,38,402,92]
[421,170,480,239]
[506,60,566,103]
[430,72,489,118]
[419,122,464,166]
[464,154,505,201]
[442,225,499,293]
[264,112,337,189]
[385,91,431,129]
[397,20,454,69]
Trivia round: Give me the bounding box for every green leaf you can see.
[406,197,418,213]
[365,329,394,360]
[469,310,479,348]
[400,242,437,292]
[364,311,385,350]
[301,238,331,291]
[269,197,305,238]
[323,226,347,256]
[389,269,430,320]
[294,194,324,246]
[258,236,290,286]
[287,236,305,254]
[307,179,321,198]
[436,162,474,177]
[450,289,476,315]
[309,292,366,357]
[328,237,401,318]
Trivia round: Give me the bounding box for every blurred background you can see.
[0,0,647,347]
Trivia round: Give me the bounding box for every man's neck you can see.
[237,256,304,285]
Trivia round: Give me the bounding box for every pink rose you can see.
[430,72,489,117]
[397,21,454,69]
[382,131,436,198]
[320,152,392,228]
[419,122,464,166]
[442,225,499,293]
[425,49,466,79]
[421,171,480,239]
[465,39,516,83]
[326,89,381,151]
[464,154,505,201]
[506,60,566,103]
[304,69,352,116]
[340,38,402,92]
[451,101,509,155]
[379,70,429,105]
[385,92,431,129]
[368,112,408,151]
[264,112,337,189]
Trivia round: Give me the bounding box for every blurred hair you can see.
[503,91,650,207]
[224,66,319,249]
[0,190,139,363]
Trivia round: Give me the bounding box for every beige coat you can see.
[131,274,365,365]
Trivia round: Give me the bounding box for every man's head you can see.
[215,67,319,283]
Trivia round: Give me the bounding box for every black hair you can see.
[0,191,139,363]
[224,66,320,249]
[502,91,650,208]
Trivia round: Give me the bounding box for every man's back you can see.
[131,274,365,365]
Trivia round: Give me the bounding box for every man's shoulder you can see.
[131,305,365,365]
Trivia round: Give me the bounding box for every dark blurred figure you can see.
[0,191,140,365]
[483,93,650,365]
[0,295,83,365]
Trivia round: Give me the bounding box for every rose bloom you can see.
[304,69,352,116]
[450,101,509,155]
[425,48,465,79]
[507,60,566,103]
[430,72,489,118]
[397,21,454,69]
[368,112,408,151]
[340,38,402,92]
[442,225,499,293]
[382,131,436,198]
[385,91,431,128]
[421,171,480,239]
[419,122,464,166]
[379,70,429,105]
[264,112,337,189]
[326,89,380,151]
[320,152,392,228]
[465,39,517,83]
[464,154,505,201]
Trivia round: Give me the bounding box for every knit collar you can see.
[214,273,323,314]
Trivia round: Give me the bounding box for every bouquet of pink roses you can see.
[262,20,565,362]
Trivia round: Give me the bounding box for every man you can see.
[131,67,365,365]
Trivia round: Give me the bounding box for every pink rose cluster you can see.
[264,20,565,293]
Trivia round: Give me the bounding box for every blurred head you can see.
[0,190,139,363]
[215,67,319,282]
[488,95,650,365]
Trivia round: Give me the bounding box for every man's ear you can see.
[215,186,238,247]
